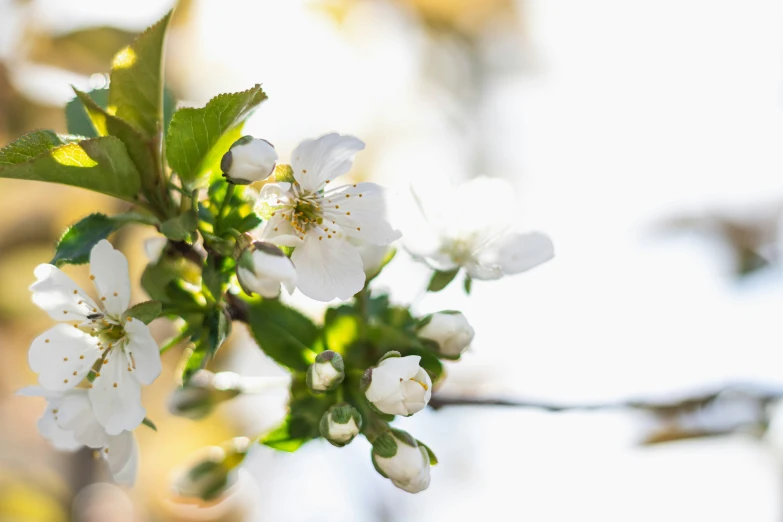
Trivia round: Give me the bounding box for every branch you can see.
[428,382,783,414]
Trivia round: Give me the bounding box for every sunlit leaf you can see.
[52,213,118,266]
[166,85,267,187]
[109,11,172,137]
[66,88,109,138]
[0,131,142,203]
[247,299,319,371]
[122,300,162,324]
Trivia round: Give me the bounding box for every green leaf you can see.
[427,269,459,292]
[0,132,142,203]
[73,88,159,192]
[261,418,308,452]
[66,88,109,137]
[180,309,230,381]
[166,85,268,186]
[464,275,473,294]
[160,210,198,241]
[142,417,158,432]
[109,11,172,137]
[417,440,438,465]
[51,213,118,266]
[247,299,319,371]
[122,300,162,324]
[323,309,361,355]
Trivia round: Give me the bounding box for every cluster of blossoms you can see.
[20,241,162,484]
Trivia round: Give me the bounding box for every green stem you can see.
[216,183,236,233]
[159,330,190,354]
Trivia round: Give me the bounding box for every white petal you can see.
[323,183,401,245]
[477,231,554,276]
[259,214,304,247]
[291,134,365,192]
[57,390,109,448]
[30,264,98,321]
[106,431,138,486]
[89,240,131,317]
[39,403,82,451]
[365,356,421,402]
[88,348,145,435]
[291,234,365,301]
[124,319,162,386]
[29,324,102,391]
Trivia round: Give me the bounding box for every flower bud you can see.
[362,353,432,416]
[306,351,345,392]
[171,437,250,501]
[319,403,362,447]
[418,311,475,358]
[168,370,242,420]
[236,242,296,298]
[221,136,277,185]
[371,429,433,493]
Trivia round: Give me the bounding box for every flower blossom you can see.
[18,387,139,485]
[256,133,400,301]
[408,176,554,282]
[28,240,161,434]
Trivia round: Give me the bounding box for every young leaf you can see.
[52,213,119,266]
[427,268,459,292]
[260,418,308,452]
[247,299,319,371]
[0,132,142,203]
[417,440,438,465]
[109,11,172,137]
[122,300,162,324]
[66,88,109,137]
[166,85,268,187]
[160,211,198,241]
[181,309,230,381]
[73,89,158,188]
[142,417,158,432]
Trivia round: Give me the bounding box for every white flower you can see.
[17,387,139,485]
[408,176,554,281]
[372,430,431,493]
[221,137,278,184]
[363,354,432,416]
[306,351,345,392]
[28,240,162,434]
[236,242,296,298]
[256,133,401,301]
[319,403,362,447]
[418,311,475,357]
[350,237,393,279]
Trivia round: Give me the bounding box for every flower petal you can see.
[291,134,365,192]
[89,240,131,317]
[291,233,365,301]
[30,264,99,321]
[57,390,109,448]
[106,431,138,486]
[258,214,304,247]
[39,402,82,451]
[124,319,162,386]
[324,183,401,245]
[477,231,554,277]
[88,348,145,435]
[365,356,422,403]
[29,324,102,391]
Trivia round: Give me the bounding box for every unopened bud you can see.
[236,242,296,298]
[371,429,434,494]
[168,370,242,420]
[417,311,474,358]
[221,136,277,185]
[319,403,362,447]
[306,351,345,392]
[171,437,250,501]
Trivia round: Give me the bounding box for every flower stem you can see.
[216,183,235,233]
[159,330,190,354]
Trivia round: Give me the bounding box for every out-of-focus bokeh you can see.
[3,0,783,520]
